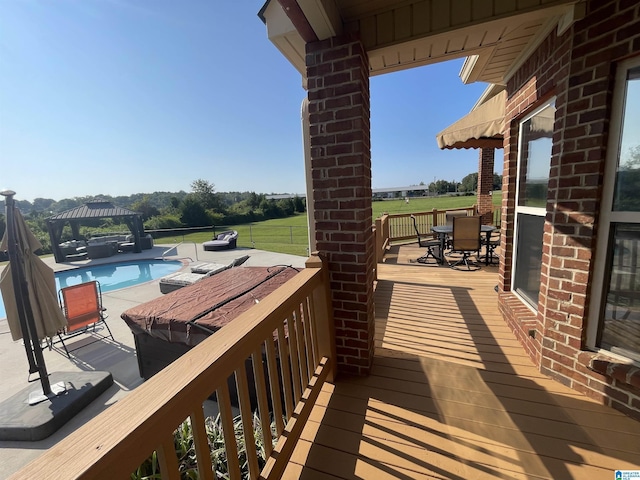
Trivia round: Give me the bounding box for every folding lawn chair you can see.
[52,280,114,357]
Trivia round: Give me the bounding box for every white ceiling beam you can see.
[261,0,307,79]
[297,0,343,40]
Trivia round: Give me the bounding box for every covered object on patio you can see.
[47,201,145,263]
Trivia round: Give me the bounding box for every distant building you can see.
[264,193,306,200]
[372,185,431,199]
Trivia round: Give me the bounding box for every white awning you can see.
[436,90,506,150]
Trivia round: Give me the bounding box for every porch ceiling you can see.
[260,0,583,85]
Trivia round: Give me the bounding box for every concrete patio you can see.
[0,243,306,478]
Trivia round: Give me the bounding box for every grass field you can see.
[157,193,502,257]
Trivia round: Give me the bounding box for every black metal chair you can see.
[411,215,440,264]
[448,216,482,271]
[485,228,501,265]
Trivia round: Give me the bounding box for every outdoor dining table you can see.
[431,224,497,265]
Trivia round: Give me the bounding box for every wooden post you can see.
[305,253,336,382]
[375,218,383,263]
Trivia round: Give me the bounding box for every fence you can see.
[147,224,310,257]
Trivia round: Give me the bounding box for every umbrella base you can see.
[0,371,113,441]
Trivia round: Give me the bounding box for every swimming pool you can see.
[0,259,182,320]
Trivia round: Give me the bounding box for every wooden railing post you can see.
[305,253,336,382]
[432,208,439,227]
[374,216,390,263]
[382,214,390,245]
[374,219,382,263]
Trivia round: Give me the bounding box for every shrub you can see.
[131,412,276,480]
[145,215,184,230]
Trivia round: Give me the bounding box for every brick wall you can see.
[306,34,376,376]
[501,0,640,420]
[477,148,495,224]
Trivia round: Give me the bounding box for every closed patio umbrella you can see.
[0,203,68,342]
[0,190,113,441]
[0,190,67,400]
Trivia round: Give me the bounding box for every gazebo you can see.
[47,201,145,263]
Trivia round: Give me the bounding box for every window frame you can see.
[511,98,556,310]
[587,56,640,362]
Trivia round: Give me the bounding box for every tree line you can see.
[0,172,499,254]
[0,179,305,255]
[425,172,502,196]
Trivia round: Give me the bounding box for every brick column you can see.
[477,148,495,225]
[306,34,375,376]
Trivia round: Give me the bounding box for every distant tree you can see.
[293,195,305,213]
[190,179,222,212]
[259,198,280,219]
[144,214,183,230]
[493,173,503,190]
[460,173,479,193]
[180,196,211,227]
[170,196,181,209]
[615,145,640,210]
[32,198,55,212]
[131,196,160,221]
[248,192,262,209]
[276,198,295,216]
[51,198,81,213]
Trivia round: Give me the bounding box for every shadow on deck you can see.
[286,244,640,479]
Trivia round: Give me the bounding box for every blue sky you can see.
[0,1,489,203]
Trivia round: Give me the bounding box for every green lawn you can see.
[158,193,502,257]
[372,192,501,217]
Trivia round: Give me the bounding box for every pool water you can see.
[0,259,182,320]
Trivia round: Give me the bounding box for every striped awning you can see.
[436,90,506,150]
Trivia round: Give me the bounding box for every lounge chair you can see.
[158,255,250,294]
[51,280,114,357]
[203,230,238,251]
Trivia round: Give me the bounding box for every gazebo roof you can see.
[48,202,139,221]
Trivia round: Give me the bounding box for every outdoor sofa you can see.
[203,230,238,251]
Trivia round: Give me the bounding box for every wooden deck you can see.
[284,244,640,479]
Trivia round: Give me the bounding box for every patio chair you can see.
[448,216,482,271]
[445,210,468,226]
[52,280,114,357]
[485,228,501,265]
[444,210,468,252]
[411,215,440,264]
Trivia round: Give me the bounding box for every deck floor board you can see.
[285,245,640,479]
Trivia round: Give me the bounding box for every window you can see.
[512,100,555,308]
[588,58,640,361]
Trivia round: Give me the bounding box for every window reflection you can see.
[613,67,640,211]
[514,214,545,306]
[517,102,555,208]
[601,223,640,361]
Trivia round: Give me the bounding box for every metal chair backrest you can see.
[451,216,481,252]
[59,281,103,333]
[445,210,467,226]
[411,215,437,248]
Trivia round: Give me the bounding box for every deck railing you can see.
[11,254,335,480]
[374,215,390,263]
[376,205,501,248]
